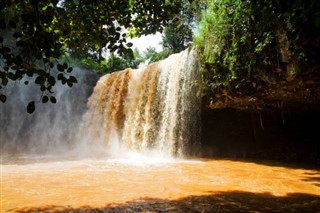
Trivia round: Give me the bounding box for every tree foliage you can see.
[162,1,194,54]
[161,0,206,56]
[0,0,183,112]
[0,0,72,113]
[194,0,320,98]
[63,47,147,74]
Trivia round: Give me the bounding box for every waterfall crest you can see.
[82,49,201,157]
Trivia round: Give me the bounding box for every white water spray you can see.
[81,49,201,157]
[0,68,98,158]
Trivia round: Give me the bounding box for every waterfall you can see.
[81,49,201,157]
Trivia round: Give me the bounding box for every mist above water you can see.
[0,67,99,158]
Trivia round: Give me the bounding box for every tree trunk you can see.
[277,27,299,81]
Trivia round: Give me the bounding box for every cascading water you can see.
[0,49,200,159]
[81,49,201,157]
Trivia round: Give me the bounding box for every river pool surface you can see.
[2,155,320,212]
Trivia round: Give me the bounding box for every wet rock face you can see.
[200,107,320,164]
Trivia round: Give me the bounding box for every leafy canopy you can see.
[194,0,320,99]
[0,0,184,112]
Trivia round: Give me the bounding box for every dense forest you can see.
[195,0,320,110]
[1,0,320,112]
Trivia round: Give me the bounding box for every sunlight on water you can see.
[104,149,203,166]
[2,157,319,212]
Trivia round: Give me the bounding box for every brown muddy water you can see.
[2,156,319,213]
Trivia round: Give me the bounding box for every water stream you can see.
[2,157,319,212]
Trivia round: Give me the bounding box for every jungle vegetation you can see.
[194,0,320,100]
[1,0,320,112]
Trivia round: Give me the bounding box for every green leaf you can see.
[69,76,78,83]
[7,72,16,80]
[27,101,35,113]
[111,45,118,52]
[127,48,134,58]
[0,94,6,103]
[57,64,64,72]
[67,67,73,73]
[115,32,120,40]
[57,73,64,80]
[47,85,53,93]
[67,81,73,87]
[26,69,34,77]
[126,42,133,47]
[61,78,67,85]
[40,85,46,91]
[42,96,49,103]
[12,66,19,70]
[2,77,8,86]
[47,75,56,86]
[35,76,45,85]
[50,96,57,103]
[63,62,68,69]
